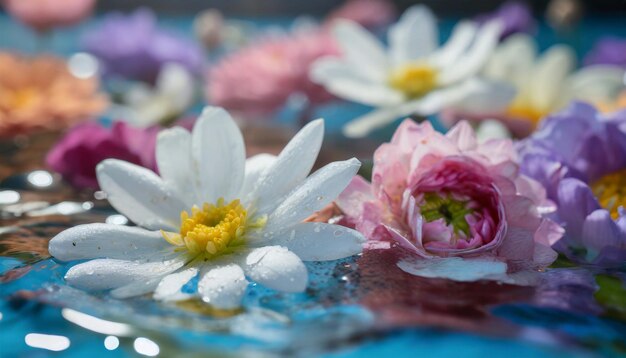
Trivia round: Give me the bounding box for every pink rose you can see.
[3,0,95,32]
[337,120,563,283]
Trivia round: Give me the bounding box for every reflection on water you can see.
[24,333,71,352]
[104,335,120,350]
[133,337,160,357]
[61,308,133,336]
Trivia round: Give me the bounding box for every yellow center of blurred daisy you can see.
[505,104,546,127]
[591,169,626,220]
[162,198,265,257]
[389,64,438,98]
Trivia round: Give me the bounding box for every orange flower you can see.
[0,53,107,137]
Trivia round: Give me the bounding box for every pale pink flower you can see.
[326,0,397,30]
[3,0,95,32]
[337,120,563,283]
[207,28,339,117]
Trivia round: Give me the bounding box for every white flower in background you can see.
[310,5,514,138]
[109,63,196,127]
[49,107,365,309]
[477,34,625,136]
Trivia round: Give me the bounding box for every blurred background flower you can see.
[207,27,339,119]
[82,8,204,83]
[584,36,626,68]
[0,52,107,137]
[475,1,535,39]
[443,34,626,137]
[2,0,95,33]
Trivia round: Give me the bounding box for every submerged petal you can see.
[397,256,509,282]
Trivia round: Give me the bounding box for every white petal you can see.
[49,223,170,261]
[528,45,575,112]
[266,223,364,261]
[476,120,512,142]
[64,257,185,291]
[563,65,626,106]
[430,21,478,68]
[243,246,307,292]
[482,34,537,88]
[264,158,361,233]
[310,58,403,106]
[341,82,492,138]
[97,159,188,230]
[153,267,198,301]
[445,78,517,114]
[439,21,502,85]
[155,126,194,205]
[389,5,438,65]
[332,20,389,82]
[397,257,509,282]
[156,63,195,113]
[240,154,277,201]
[110,277,162,299]
[198,264,248,309]
[191,106,246,204]
[252,119,324,213]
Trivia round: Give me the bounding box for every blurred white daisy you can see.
[109,62,196,127]
[49,106,364,309]
[310,5,514,138]
[467,34,626,136]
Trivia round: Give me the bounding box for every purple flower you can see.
[584,37,626,68]
[82,8,204,83]
[46,121,160,189]
[476,1,535,39]
[518,102,626,267]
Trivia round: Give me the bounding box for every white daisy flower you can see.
[310,5,514,138]
[108,63,196,127]
[478,34,625,135]
[49,106,365,309]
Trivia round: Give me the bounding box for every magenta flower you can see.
[326,0,397,30]
[46,121,161,189]
[337,120,562,283]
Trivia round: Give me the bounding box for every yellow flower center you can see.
[505,104,546,127]
[388,63,438,99]
[591,169,626,220]
[161,198,265,258]
[0,87,39,110]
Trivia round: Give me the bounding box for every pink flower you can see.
[3,0,95,32]
[337,120,563,283]
[326,0,397,30]
[207,28,339,117]
[46,121,160,189]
